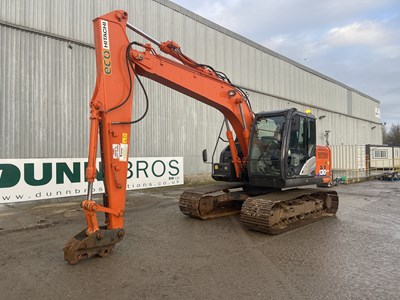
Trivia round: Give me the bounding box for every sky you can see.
[171,0,400,126]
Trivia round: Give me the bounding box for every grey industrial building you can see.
[0,0,383,176]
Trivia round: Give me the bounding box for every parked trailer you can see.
[366,144,400,170]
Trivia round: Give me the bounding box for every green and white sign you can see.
[0,157,183,203]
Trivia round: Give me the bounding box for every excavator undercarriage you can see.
[179,184,339,234]
[179,183,245,219]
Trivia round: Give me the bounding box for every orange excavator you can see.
[64,10,338,264]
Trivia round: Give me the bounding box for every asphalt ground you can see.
[0,180,399,299]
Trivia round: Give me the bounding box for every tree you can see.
[383,124,400,146]
[382,126,388,144]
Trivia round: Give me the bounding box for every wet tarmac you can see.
[0,180,399,299]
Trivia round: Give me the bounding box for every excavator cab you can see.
[211,108,324,188]
[248,108,323,188]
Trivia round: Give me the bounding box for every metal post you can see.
[126,22,161,47]
[224,118,231,131]
[238,102,247,130]
[87,182,93,200]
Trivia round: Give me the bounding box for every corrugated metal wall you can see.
[331,145,366,171]
[0,0,383,175]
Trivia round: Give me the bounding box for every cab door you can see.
[286,114,316,178]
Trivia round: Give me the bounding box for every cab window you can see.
[287,115,316,177]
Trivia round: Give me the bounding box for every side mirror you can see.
[202,149,208,163]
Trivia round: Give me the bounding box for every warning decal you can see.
[112,144,120,159]
[119,144,129,161]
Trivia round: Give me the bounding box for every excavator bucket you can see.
[63,226,125,264]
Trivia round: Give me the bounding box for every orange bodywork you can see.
[83,10,253,233]
[84,12,133,233]
[315,145,333,185]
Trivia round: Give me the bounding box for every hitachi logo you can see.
[101,20,109,49]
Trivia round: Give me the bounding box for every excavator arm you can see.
[64,10,254,264]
